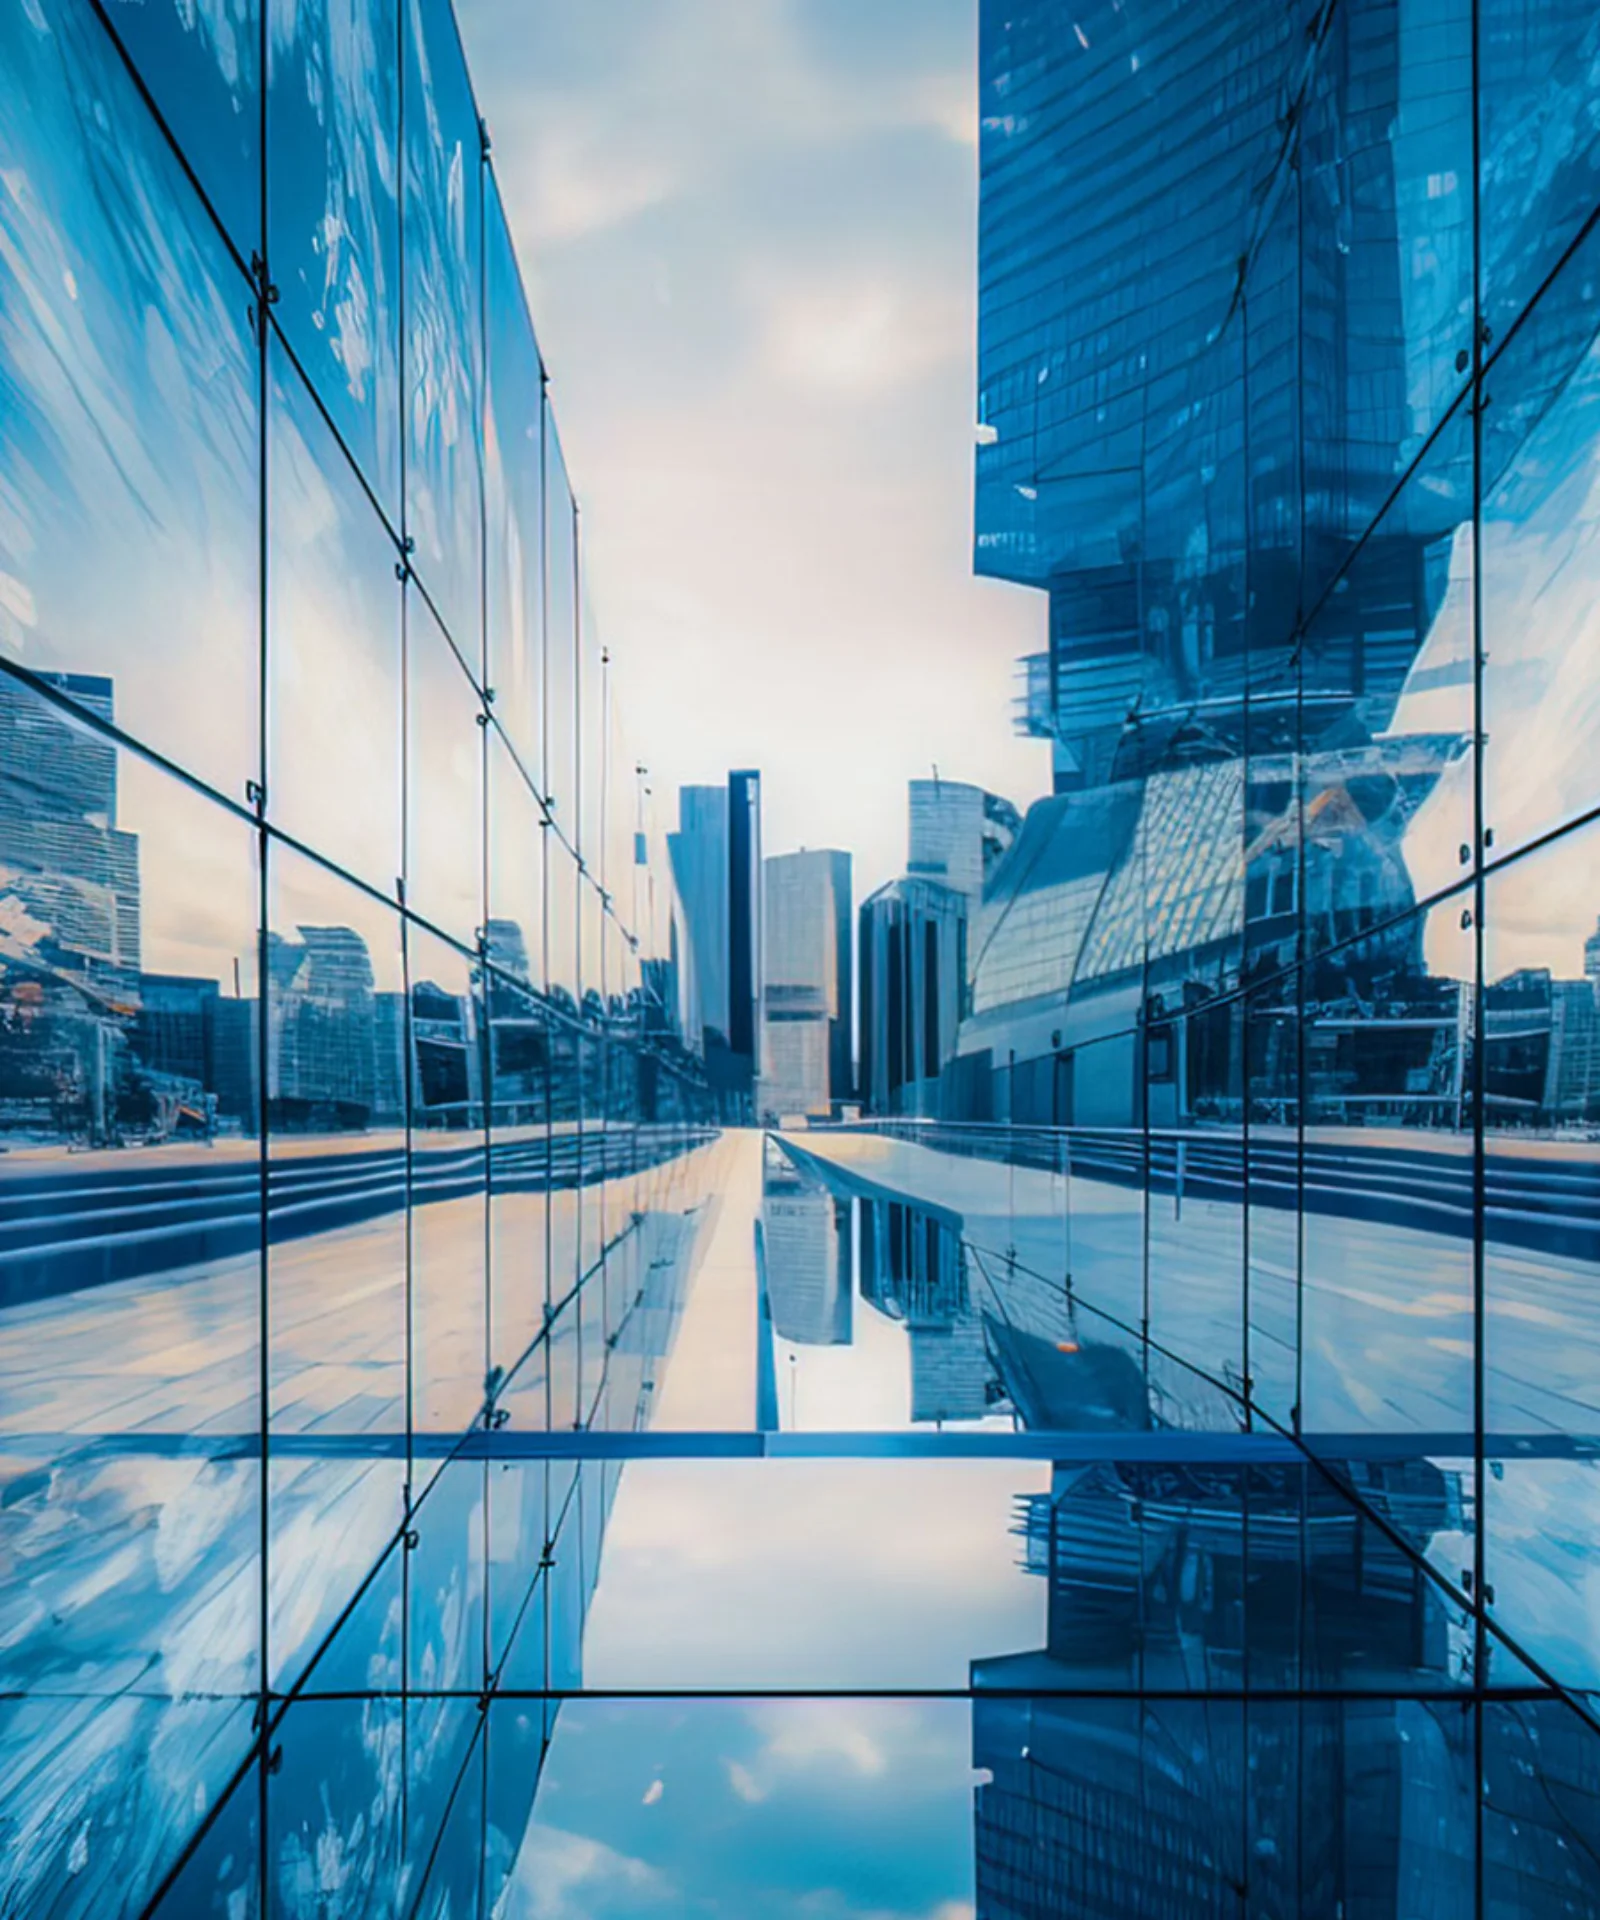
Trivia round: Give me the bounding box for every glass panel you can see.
[100,0,259,256]
[484,169,543,781]
[1484,817,1600,1693]
[408,1454,486,1697]
[405,593,484,942]
[487,1457,551,1679]
[1299,0,1472,609]
[1245,972,1301,1428]
[1483,1697,1600,1918]
[1299,394,1476,948]
[402,0,482,666]
[409,1712,485,1920]
[0,713,261,1656]
[0,0,258,802]
[546,839,580,1009]
[268,337,402,895]
[266,0,402,519]
[1479,0,1600,346]
[408,920,486,1438]
[486,730,542,1005]
[267,1695,405,1907]
[265,842,406,1687]
[143,1747,262,1919]
[487,968,549,1394]
[543,417,578,839]
[1480,217,1600,866]
[403,1694,480,1905]
[0,713,260,1917]
[1300,890,1476,1437]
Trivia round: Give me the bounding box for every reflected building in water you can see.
[972,1458,1477,1916]
[761,1139,852,1346]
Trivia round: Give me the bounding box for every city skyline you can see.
[4,0,1600,1914]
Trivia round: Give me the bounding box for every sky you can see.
[453,0,1045,905]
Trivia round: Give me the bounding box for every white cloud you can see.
[455,0,1049,903]
[499,1824,667,1920]
[725,1759,766,1803]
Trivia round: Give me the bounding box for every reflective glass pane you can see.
[1300,0,1472,608]
[102,0,259,256]
[268,1695,405,1902]
[1484,818,1600,1692]
[1483,1697,1600,1917]
[1245,972,1301,1427]
[408,920,487,1437]
[1300,890,1476,1437]
[1481,217,1600,866]
[0,715,260,1916]
[405,594,484,942]
[543,418,578,838]
[143,1749,262,1920]
[1479,0,1600,345]
[408,1453,486,1697]
[1299,395,1476,943]
[484,170,543,780]
[267,0,401,518]
[0,0,258,802]
[402,0,482,665]
[268,337,402,895]
[266,842,406,1687]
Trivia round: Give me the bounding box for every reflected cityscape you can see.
[3,0,1600,1911]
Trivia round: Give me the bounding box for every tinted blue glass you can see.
[267,0,401,518]
[487,959,550,1397]
[0,704,261,1915]
[268,337,402,894]
[143,1747,262,1919]
[0,705,262,1662]
[1480,217,1600,867]
[102,0,259,256]
[1246,973,1301,1427]
[405,592,484,942]
[484,170,544,781]
[1479,0,1600,348]
[1299,888,1476,1437]
[1298,395,1476,937]
[403,1695,480,1901]
[402,0,482,665]
[268,1696,404,1904]
[1299,0,1471,606]
[408,1454,486,1695]
[407,919,486,1437]
[0,0,258,804]
[543,418,578,842]
[1483,1698,1600,1915]
[265,842,406,1687]
[1484,817,1600,1693]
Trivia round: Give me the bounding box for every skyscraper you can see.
[959,0,1486,1126]
[907,778,1019,904]
[667,784,730,1047]
[668,771,764,1115]
[857,877,967,1117]
[761,847,852,1120]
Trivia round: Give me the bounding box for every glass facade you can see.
[0,0,716,1910]
[6,0,1600,1911]
[812,0,1600,1899]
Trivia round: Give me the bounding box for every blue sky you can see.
[454,0,1045,901]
